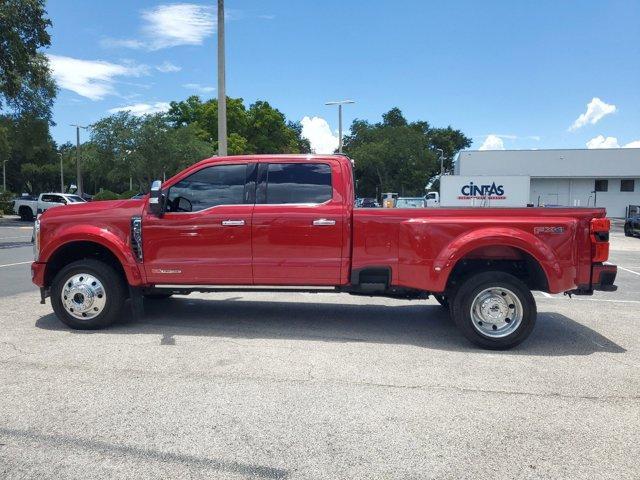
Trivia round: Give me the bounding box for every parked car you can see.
[356,197,379,208]
[396,197,426,208]
[624,214,640,237]
[31,154,617,349]
[14,193,86,221]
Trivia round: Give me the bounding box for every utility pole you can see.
[70,124,88,196]
[217,0,227,156]
[2,158,6,192]
[436,148,445,176]
[58,153,64,192]
[325,100,355,153]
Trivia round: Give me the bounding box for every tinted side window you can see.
[42,195,63,203]
[167,164,246,212]
[266,163,332,204]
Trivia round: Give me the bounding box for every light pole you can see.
[217,0,227,156]
[2,158,6,192]
[436,148,445,176]
[70,124,88,196]
[58,152,64,192]
[325,100,355,153]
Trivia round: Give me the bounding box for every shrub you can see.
[118,189,140,199]
[93,189,120,201]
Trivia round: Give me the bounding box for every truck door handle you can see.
[312,218,336,226]
[221,219,245,226]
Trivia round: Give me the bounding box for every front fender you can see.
[40,224,143,286]
[432,227,563,291]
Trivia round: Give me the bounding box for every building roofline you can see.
[461,147,640,153]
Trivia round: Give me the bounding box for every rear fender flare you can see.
[433,227,561,291]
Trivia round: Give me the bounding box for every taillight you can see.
[590,217,610,262]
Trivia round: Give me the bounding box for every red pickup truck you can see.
[31,154,617,349]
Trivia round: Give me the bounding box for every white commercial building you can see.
[454,148,640,217]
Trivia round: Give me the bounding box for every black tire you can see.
[433,294,449,309]
[19,206,34,222]
[143,292,173,300]
[451,271,536,350]
[624,224,633,237]
[51,259,126,330]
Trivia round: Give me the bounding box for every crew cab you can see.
[31,155,617,349]
[14,192,86,221]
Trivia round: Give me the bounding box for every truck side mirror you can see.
[149,180,165,217]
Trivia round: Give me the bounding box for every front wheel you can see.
[624,224,633,237]
[451,271,536,349]
[51,259,126,329]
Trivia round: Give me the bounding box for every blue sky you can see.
[46,0,640,152]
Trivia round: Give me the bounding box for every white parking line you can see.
[618,266,640,276]
[0,261,32,268]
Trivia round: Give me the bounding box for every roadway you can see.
[1,216,639,479]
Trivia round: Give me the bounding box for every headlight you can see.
[33,218,40,261]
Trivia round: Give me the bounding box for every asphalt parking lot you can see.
[1,216,639,479]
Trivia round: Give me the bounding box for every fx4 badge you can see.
[534,226,564,235]
[151,269,182,274]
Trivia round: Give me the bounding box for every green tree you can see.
[343,108,471,198]
[89,113,216,193]
[0,114,58,193]
[0,0,56,120]
[167,96,310,155]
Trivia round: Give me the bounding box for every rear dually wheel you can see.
[451,271,536,349]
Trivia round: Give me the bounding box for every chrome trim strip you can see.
[153,284,336,290]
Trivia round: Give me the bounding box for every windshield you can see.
[66,195,86,203]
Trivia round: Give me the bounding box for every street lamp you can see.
[217,0,227,156]
[325,100,355,153]
[2,158,6,192]
[70,124,89,196]
[58,152,64,192]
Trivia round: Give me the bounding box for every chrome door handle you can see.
[312,218,336,226]
[221,219,245,226]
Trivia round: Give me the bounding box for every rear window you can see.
[266,163,332,204]
[66,195,85,203]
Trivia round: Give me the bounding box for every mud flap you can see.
[129,286,145,320]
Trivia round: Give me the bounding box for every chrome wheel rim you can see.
[61,273,107,320]
[470,287,523,338]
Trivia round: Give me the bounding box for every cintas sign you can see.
[459,181,505,199]
[440,175,531,207]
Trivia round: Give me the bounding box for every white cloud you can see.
[478,134,505,151]
[156,61,181,73]
[586,135,640,149]
[259,14,276,20]
[142,3,215,50]
[586,135,619,149]
[47,54,147,100]
[101,3,216,51]
[569,97,616,131]
[108,102,171,116]
[300,116,339,154]
[183,83,216,94]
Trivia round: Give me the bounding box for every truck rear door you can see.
[251,160,344,285]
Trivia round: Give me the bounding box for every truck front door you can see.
[142,163,255,285]
[251,161,344,285]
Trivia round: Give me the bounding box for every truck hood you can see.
[40,198,146,221]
